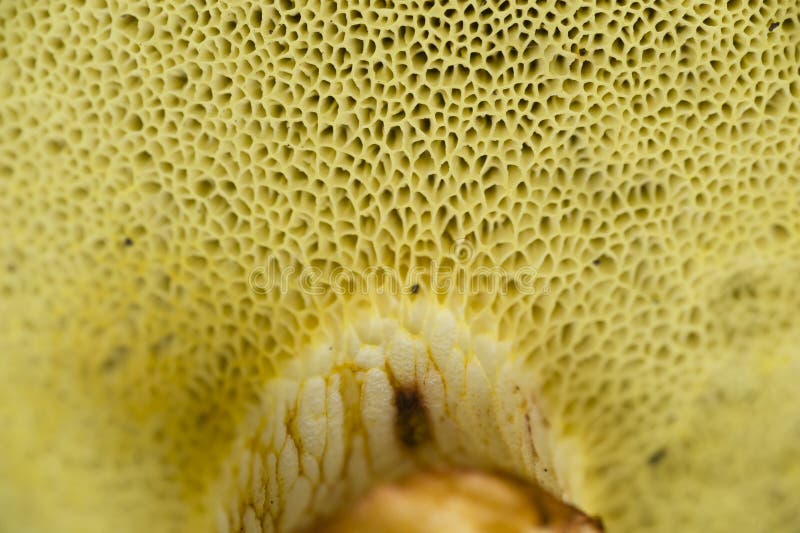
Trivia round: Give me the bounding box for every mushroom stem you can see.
[210,297,574,532]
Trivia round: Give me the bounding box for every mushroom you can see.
[1,1,799,532]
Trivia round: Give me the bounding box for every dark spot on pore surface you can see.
[411,283,419,294]
[769,21,780,31]
[123,237,134,247]
[195,412,210,428]
[648,447,667,466]
[150,334,174,355]
[394,386,430,448]
[101,345,130,372]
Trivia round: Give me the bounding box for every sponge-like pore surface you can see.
[1,1,800,532]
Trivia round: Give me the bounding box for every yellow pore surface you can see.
[1,1,799,532]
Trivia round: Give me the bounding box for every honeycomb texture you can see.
[1,0,800,532]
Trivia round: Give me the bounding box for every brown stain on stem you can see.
[393,386,431,449]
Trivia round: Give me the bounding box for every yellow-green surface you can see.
[1,1,799,532]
